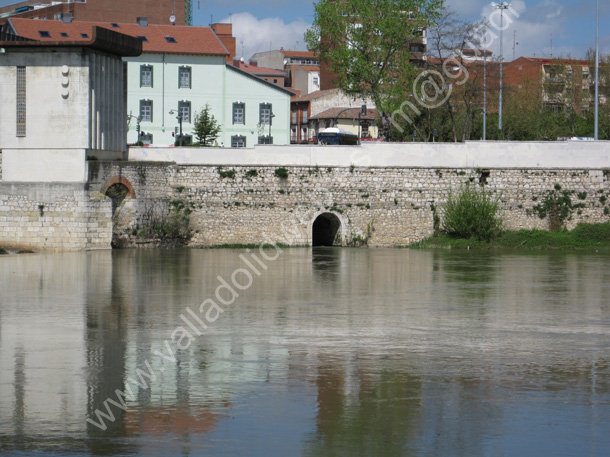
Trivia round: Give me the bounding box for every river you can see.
[1,248,609,456]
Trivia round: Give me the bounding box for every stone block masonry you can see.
[0,183,112,251]
[90,161,610,248]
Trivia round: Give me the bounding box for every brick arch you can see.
[102,176,136,199]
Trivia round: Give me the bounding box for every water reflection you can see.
[1,248,609,456]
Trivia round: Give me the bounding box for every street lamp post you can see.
[493,2,510,134]
[269,113,275,143]
[169,109,183,146]
[595,0,599,140]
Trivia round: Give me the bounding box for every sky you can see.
[1,0,608,61]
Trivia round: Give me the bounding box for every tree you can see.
[305,0,444,141]
[193,104,221,146]
[425,7,488,142]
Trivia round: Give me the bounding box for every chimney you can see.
[137,17,148,28]
[60,13,72,24]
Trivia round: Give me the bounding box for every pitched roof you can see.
[293,88,341,102]
[231,60,286,76]
[310,107,378,121]
[0,25,142,57]
[282,50,318,58]
[226,64,296,96]
[7,18,229,56]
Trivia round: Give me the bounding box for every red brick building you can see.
[0,0,188,26]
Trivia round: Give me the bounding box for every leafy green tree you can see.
[305,0,444,140]
[193,104,221,146]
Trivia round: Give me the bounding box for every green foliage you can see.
[217,167,236,179]
[532,186,574,231]
[245,169,258,178]
[442,184,502,241]
[193,104,221,146]
[305,0,444,140]
[135,199,192,245]
[274,167,289,179]
[411,222,610,250]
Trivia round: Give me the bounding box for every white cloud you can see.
[220,12,310,60]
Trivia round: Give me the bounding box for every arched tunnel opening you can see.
[105,183,130,215]
[312,213,341,247]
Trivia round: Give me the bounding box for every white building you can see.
[0,26,141,182]
[5,18,294,147]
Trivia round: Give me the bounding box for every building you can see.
[0,26,142,183]
[310,107,379,140]
[230,59,287,87]
[0,0,190,26]
[250,49,320,96]
[503,56,598,115]
[290,88,374,143]
[5,18,294,147]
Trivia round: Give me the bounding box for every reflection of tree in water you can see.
[303,355,423,457]
[433,250,499,306]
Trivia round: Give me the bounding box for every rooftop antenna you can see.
[170,0,176,24]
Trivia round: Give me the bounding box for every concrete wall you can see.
[128,141,610,169]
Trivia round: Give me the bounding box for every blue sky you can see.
[192,0,610,60]
[1,0,608,60]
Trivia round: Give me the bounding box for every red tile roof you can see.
[231,60,285,76]
[7,18,229,56]
[282,50,318,58]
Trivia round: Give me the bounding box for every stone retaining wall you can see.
[90,162,610,248]
[0,183,112,251]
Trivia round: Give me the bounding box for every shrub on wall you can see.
[442,184,503,241]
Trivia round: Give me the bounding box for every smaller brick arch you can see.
[101,176,136,199]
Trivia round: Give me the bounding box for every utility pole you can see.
[595,0,600,140]
[494,2,510,134]
[484,48,487,141]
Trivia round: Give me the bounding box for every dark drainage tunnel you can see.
[312,213,341,247]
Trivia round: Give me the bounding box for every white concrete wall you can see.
[128,141,610,169]
[2,149,88,182]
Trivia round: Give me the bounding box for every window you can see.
[165,36,177,43]
[140,65,153,88]
[258,136,273,145]
[233,102,245,124]
[137,35,148,42]
[16,66,26,137]
[291,110,297,124]
[179,66,191,89]
[231,135,246,148]
[140,100,153,122]
[81,33,89,38]
[60,32,68,37]
[273,79,278,84]
[302,109,308,123]
[259,103,272,124]
[313,76,319,86]
[38,31,51,38]
[178,101,191,123]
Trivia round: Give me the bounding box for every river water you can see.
[1,248,609,456]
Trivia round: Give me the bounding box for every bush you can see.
[442,184,502,241]
[274,167,289,178]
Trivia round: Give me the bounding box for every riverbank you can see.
[409,222,610,250]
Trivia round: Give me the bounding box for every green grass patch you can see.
[410,222,610,250]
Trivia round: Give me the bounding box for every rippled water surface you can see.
[1,248,609,456]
